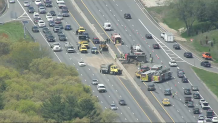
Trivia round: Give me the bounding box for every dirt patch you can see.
[140,0,169,7]
[1,33,9,39]
[122,63,138,78]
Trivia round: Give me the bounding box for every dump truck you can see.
[99,41,108,51]
[130,45,145,55]
[78,44,87,53]
[76,27,86,35]
[152,68,172,82]
[100,63,122,75]
[202,52,212,60]
[111,33,122,45]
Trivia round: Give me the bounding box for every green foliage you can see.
[100,109,119,123]
[0,39,11,56]
[0,94,4,109]
[192,67,218,97]
[8,41,49,70]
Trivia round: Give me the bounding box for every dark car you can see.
[57,31,64,36]
[153,44,160,49]
[37,4,45,8]
[191,86,199,91]
[59,34,67,41]
[201,61,211,67]
[206,109,215,118]
[177,69,185,74]
[55,19,62,24]
[119,100,126,105]
[177,71,184,78]
[164,89,172,95]
[93,38,100,44]
[182,77,188,83]
[38,7,46,14]
[91,47,98,54]
[187,101,194,107]
[32,26,39,32]
[45,2,52,7]
[53,26,60,33]
[193,108,200,114]
[61,10,69,17]
[173,44,180,50]
[82,32,89,39]
[42,27,50,33]
[124,13,131,19]
[45,32,53,38]
[147,84,155,91]
[61,6,69,12]
[146,34,153,39]
[184,88,191,95]
[184,52,193,58]
[28,6,35,13]
[49,10,56,16]
[193,93,201,99]
[46,35,55,42]
[55,23,63,29]
[33,17,41,24]
[65,24,72,30]
[49,21,55,27]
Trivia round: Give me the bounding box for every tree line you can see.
[0,35,118,122]
[170,0,218,36]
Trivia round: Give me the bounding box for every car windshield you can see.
[203,103,209,106]
[111,104,115,107]
[92,47,97,50]
[93,79,98,82]
[171,61,176,63]
[204,61,209,63]
[99,86,105,88]
[80,62,84,63]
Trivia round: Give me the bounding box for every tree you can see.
[175,0,202,35]
[0,39,11,56]
[206,0,218,29]
[0,94,4,109]
[78,97,95,118]
[100,109,119,122]
[8,41,49,70]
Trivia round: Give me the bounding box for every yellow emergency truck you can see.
[152,68,172,82]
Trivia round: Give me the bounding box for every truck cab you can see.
[76,27,86,35]
[78,41,89,49]
[111,33,122,45]
[79,44,87,53]
[103,22,112,31]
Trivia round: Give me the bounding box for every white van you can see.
[103,22,112,31]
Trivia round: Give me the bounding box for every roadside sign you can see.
[190,39,194,42]
[22,21,29,24]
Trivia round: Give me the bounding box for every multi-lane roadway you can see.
[2,0,166,122]
[75,0,218,122]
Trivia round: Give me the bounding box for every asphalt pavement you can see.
[77,0,218,122]
[5,0,162,122]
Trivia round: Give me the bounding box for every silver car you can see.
[9,0,15,3]
[92,79,98,85]
[24,1,30,7]
[110,104,117,110]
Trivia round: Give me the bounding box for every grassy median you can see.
[192,67,218,97]
[0,21,33,42]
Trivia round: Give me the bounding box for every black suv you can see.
[184,89,191,95]
[59,34,67,41]
[193,93,200,99]
[164,89,172,95]
[147,84,155,91]
[201,61,211,67]
[146,34,152,39]
[177,71,184,78]
[119,100,126,105]
[42,27,50,33]
[182,77,188,83]
[193,108,200,114]
[124,13,131,19]
[46,35,55,42]
[184,52,193,58]
[28,6,35,13]
[32,26,39,32]
[173,44,180,50]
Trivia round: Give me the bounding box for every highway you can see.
[76,0,218,122]
[4,0,162,122]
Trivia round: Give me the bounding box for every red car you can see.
[55,19,62,24]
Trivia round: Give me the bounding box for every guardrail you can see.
[0,0,7,16]
[24,25,36,42]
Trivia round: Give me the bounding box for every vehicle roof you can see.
[92,79,98,81]
[111,104,115,106]
[98,84,104,86]
[163,98,169,100]
[165,89,171,91]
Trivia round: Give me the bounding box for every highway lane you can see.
[0,1,24,22]
[16,0,157,122]
[79,0,218,122]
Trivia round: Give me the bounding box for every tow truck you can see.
[111,33,123,45]
[76,26,86,35]
[152,68,172,82]
[78,44,87,53]
[78,35,89,49]
[100,63,122,75]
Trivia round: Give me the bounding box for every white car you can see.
[50,42,60,48]
[24,1,30,7]
[46,13,52,19]
[47,16,53,21]
[56,0,65,4]
[92,79,98,85]
[97,84,106,92]
[212,117,218,122]
[78,61,86,67]
[57,14,63,20]
[201,101,210,109]
[169,60,177,67]
[33,12,39,18]
[53,45,62,52]
[35,0,42,5]
[199,99,205,105]
[9,0,15,3]
[38,20,45,27]
[110,104,118,110]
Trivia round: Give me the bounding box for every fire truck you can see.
[111,33,122,45]
[130,44,145,55]
[152,68,172,82]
